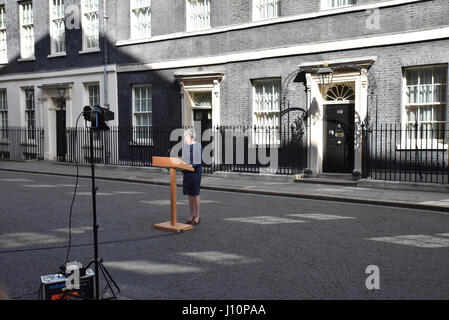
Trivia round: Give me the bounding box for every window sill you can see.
[0,60,7,65]
[79,48,101,55]
[186,26,212,33]
[48,52,67,59]
[18,57,36,62]
[254,110,281,113]
[252,16,280,23]
[129,139,154,147]
[396,143,448,151]
[130,36,152,42]
[320,4,355,12]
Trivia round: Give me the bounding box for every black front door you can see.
[193,109,212,148]
[56,105,67,162]
[323,104,355,173]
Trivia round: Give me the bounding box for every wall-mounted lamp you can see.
[57,86,66,99]
[317,61,333,86]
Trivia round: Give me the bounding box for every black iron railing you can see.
[362,123,449,184]
[60,125,307,175]
[0,127,45,161]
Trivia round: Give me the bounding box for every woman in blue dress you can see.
[182,129,202,225]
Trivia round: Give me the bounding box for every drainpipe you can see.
[103,0,109,109]
[103,0,110,164]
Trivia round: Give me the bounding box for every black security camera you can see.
[83,105,114,130]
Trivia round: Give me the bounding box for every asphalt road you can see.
[1,170,449,300]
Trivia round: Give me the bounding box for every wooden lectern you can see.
[152,156,195,232]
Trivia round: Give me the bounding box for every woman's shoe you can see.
[186,217,195,224]
[192,218,201,225]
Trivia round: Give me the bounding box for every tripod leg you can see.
[97,261,120,300]
[98,266,117,300]
[99,260,121,292]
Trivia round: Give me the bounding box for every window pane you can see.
[0,90,6,110]
[88,84,100,106]
[406,69,418,86]
[133,85,152,138]
[187,0,210,31]
[433,105,445,122]
[272,81,280,111]
[327,0,355,9]
[254,0,280,20]
[419,85,432,103]
[432,123,444,139]
[254,83,263,111]
[83,0,99,49]
[406,86,417,104]
[0,6,6,63]
[420,68,432,85]
[135,98,141,112]
[51,0,65,54]
[434,67,447,84]
[20,2,35,59]
[419,106,432,122]
[434,84,446,103]
[0,89,7,137]
[253,79,280,129]
[0,6,5,29]
[406,106,417,122]
[131,0,151,39]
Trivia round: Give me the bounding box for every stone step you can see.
[295,173,357,186]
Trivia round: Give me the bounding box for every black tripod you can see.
[85,126,121,300]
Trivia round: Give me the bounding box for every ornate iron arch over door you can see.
[277,69,309,173]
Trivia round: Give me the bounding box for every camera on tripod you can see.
[39,105,121,300]
[83,105,114,130]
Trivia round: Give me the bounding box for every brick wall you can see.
[117,38,449,128]
[116,0,448,65]
[215,39,449,126]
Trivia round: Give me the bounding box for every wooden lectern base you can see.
[151,157,195,233]
[154,221,194,233]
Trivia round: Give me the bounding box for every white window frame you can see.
[19,1,35,60]
[81,0,100,50]
[49,0,66,55]
[132,84,153,145]
[252,78,281,145]
[0,89,7,140]
[400,65,448,150]
[321,0,357,11]
[87,83,100,107]
[24,88,36,141]
[186,0,211,32]
[252,0,280,22]
[86,83,103,140]
[130,0,152,40]
[0,5,7,64]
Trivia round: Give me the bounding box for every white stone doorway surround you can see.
[175,72,224,132]
[299,57,376,175]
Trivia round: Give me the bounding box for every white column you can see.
[47,97,57,161]
[179,81,188,126]
[38,96,51,160]
[354,70,368,173]
[212,79,221,128]
[306,73,324,175]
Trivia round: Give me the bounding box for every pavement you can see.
[0,159,449,213]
